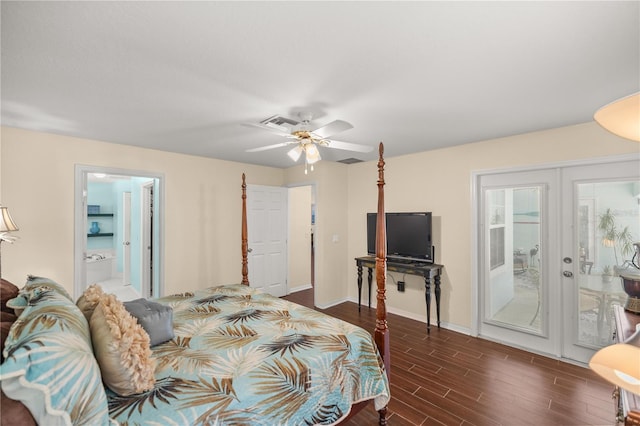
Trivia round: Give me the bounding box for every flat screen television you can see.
[367,212,433,262]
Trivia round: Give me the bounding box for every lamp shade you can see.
[589,327,640,395]
[287,145,303,162]
[305,144,321,164]
[594,92,640,142]
[0,207,19,232]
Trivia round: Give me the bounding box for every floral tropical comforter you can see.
[107,285,390,425]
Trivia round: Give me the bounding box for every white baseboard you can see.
[315,296,351,310]
[288,284,312,294]
[345,296,471,335]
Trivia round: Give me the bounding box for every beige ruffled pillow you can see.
[76,284,105,322]
[90,293,156,396]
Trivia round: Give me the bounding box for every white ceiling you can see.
[2,1,639,169]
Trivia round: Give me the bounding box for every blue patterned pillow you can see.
[0,287,111,425]
[22,275,73,301]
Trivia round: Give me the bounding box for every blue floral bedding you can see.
[107,285,390,425]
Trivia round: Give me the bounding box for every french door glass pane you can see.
[576,180,640,347]
[486,187,542,333]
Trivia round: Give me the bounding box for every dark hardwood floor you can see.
[282,289,615,426]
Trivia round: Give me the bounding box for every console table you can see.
[355,256,444,333]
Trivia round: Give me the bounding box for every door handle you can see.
[247,248,253,253]
[563,271,573,278]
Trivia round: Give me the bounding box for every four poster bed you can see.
[0,144,391,425]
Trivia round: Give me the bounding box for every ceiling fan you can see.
[246,112,373,173]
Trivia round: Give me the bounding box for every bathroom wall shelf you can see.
[87,212,113,238]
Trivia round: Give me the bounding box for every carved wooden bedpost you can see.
[375,143,389,425]
[241,173,249,286]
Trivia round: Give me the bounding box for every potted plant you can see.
[598,208,635,272]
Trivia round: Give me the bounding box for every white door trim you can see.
[122,192,132,286]
[73,165,165,298]
[141,181,153,298]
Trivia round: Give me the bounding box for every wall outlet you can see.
[397,281,405,292]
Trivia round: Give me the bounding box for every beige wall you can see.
[346,122,640,330]
[0,127,284,296]
[2,122,639,329]
[287,185,312,290]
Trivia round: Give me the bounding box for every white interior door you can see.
[247,185,288,297]
[561,159,640,364]
[122,192,131,286]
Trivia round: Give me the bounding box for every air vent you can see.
[337,158,364,164]
[260,115,299,131]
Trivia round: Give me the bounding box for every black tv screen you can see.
[367,212,433,262]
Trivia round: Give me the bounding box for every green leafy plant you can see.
[598,208,635,265]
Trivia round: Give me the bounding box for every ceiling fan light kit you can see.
[247,111,373,173]
[288,142,321,175]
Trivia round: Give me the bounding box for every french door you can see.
[478,169,560,356]
[561,160,640,363]
[477,156,640,364]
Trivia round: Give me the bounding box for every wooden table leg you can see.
[424,275,431,333]
[357,264,363,312]
[435,274,441,328]
[367,267,373,308]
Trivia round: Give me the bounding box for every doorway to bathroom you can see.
[74,166,164,300]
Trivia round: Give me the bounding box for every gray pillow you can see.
[123,298,174,346]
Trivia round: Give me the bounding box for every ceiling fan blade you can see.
[311,119,353,138]
[323,139,374,153]
[245,142,291,153]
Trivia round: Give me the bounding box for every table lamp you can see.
[0,206,19,279]
[589,325,640,396]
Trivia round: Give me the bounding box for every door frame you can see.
[73,165,165,298]
[141,181,154,298]
[245,183,317,299]
[122,191,132,286]
[471,153,640,357]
